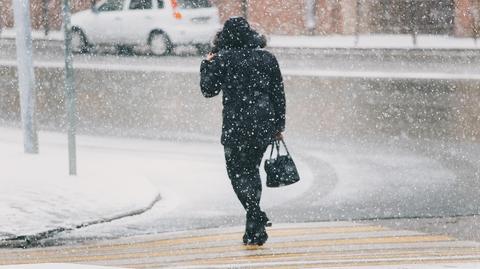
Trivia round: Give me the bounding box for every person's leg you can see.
[224,144,270,245]
[224,145,265,215]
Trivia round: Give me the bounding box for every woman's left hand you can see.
[275,132,283,141]
[206,52,216,61]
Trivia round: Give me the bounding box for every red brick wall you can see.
[0,0,91,30]
[314,0,344,34]
[210,0,243,22]
[0,0,13,29]
[455,0,480,37]
[212,0,307,35]
[248,0,306,35]
[0,0,479,37]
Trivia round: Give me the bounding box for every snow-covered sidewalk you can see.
[1,28,479,50]
[0,128,160,242]
[0,126,313,245]
[269,34,480,50]
[0,29,63,42]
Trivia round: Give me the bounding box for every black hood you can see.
[215,17,266,51]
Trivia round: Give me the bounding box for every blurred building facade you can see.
[0,0,479,37]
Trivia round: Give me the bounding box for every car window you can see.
[177,0,212,9]
[129,0,152,10]
[98,0,124,12]
[158,0,164,9]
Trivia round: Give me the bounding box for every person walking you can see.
[200,17,286,246]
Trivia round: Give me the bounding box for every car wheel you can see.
[149,32,172,56]
[71,28,89,54]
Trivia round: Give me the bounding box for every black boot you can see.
[243,211,271,246]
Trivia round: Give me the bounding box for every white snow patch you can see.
[1,59,478,81]
[417,35,478,49]
[0,29,63,41]
[269,35,356,48]
[357,34,414,49]
[0,127,313,239]
[2,29,479,50]
[0,128,160,238]
[269,34,480,49]
[309,149,456,204]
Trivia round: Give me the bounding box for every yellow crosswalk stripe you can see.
[0,226,387,258]
[0,235,452,265]
[0,225,385,258]
[1,222,477,269]
[127,258,480,269]
[116,246,480,267]
[181,249,480,266]
[254,258,480,269]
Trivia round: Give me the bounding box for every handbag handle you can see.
[269,139,290,159]
[279,138,291,156]
[269,140,280,159]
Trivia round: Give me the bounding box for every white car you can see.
[71,0,221,55]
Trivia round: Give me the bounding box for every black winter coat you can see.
[200,48,286,146]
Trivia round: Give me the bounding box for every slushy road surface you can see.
[1,39,479,77]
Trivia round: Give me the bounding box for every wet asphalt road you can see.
[32,135,480,246]
[1,39,480,76]
[1,39,480,245]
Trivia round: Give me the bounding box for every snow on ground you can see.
[2,58,479,81]
[0,29,63,41]
[269,34,480,49]
[0,127,313,240]
[1,28,479,49]
[0,128,160,239]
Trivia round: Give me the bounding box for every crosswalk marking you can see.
[163,258,480,269]
[0,225,385,258]
[0,235,453,264]
[117,250,480,268]
[180,250,480,266]
[1,222,479,269]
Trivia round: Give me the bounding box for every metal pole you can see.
[42,0,49,36]
[0,2,3,33]
[408,0,417,46]
[471,0,479,45]
[305,0,317,35]
[13,0,39,154]
[62,0,77,175]
[354,0,360,46]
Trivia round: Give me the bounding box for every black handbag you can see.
[264,139,300,188]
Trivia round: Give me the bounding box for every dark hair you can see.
[211,17,267,53]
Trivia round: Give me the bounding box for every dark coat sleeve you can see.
[268,54,286,132]
[200,58,224,98]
